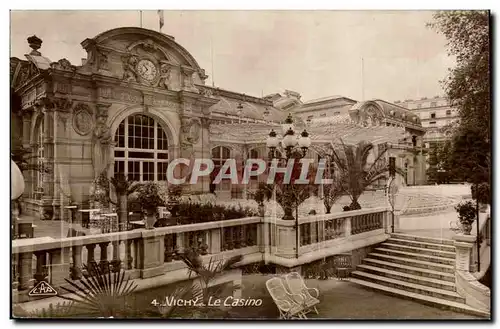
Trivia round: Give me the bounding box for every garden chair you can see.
[265,277,308,319]
[283,272,320,315]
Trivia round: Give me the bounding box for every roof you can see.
[210,112,407,146]
[349,99,423,130]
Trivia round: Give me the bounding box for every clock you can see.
[136,59,158,82]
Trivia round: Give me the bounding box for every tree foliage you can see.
[428,11,490,141]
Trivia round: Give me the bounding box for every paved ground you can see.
[226,274,479,319]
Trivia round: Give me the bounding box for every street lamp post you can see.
[266,113,312,258]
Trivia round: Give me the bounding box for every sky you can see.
[10,10,455,102]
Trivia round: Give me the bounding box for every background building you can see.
[395,96,459,149]
[11,27,427,219]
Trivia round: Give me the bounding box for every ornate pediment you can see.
[81,27,207,92]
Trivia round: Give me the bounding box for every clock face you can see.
[136,59,158,82]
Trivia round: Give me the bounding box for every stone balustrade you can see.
[12,208,392,304]
[453,213,491,313]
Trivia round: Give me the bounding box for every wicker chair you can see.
[284,272,320,315]
[332,253,352,280]
[266,277,308,319]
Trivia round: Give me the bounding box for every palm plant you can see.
[109,173,140,231]
[330,140,404,210]
[59,263,138,318]
[178,249,242,305]
[322,169,345,214]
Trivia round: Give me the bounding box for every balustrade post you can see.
[138,232,165,278]
[71,246,83,280]
[111,240,121,272]
[34,251,48,283]
[98,242,110,273]
[12,256,19,291]
[125,240,134,269]
[453,234,476,272]
[49,247,70,287]
[86,244,96,269]
[209,228,221,254]
[18,252,35,291]
[345,217,352,237]
[176,233,185,254]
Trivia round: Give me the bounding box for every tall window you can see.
[212,146,231,191]
[430,112,436,119]
[114,114,169,182]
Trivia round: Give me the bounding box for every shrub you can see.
[455,201,476,225]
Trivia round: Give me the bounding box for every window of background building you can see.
[429,121,436,125]
[334,111,341,115]
[430,102,437,107]
[446,110,452,115]
[417,104,422,109]
[212,146,232,191]
[320,113,327,117]
[430,113,436,119]
[114,114,169,182]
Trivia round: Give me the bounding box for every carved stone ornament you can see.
[158,63,172,90]
[73,103,94,136]
[54,97,73,112]
[50,58,74,72]
[122,55,139,82]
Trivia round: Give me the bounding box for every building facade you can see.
[11,27,427,220]
[395,96,459,148]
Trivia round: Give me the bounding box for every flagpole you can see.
[210,37,215,87]
[140,10,143,28]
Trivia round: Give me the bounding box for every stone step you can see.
[356,264,456,291]
[350,278,489,318]
[363,258,455,282]
[390,233,455,246]
[387,238,456,253]
[381,242,456,259]
[374,247,456,266]
[351,271,465,303]
[367,253,455,274]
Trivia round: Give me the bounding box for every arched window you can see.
[114,114,169,182]
[211,146,231,191]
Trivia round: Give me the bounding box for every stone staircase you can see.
[351,233,489,318]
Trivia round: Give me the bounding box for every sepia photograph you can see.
[9,9,491,320]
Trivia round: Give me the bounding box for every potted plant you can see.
[455,201,476,235]
[136,182,165,229]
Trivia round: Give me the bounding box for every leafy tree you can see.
[428,11,490,142]
[448,126,490,185]
[330,140,404,210]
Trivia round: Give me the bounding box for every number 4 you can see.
[151,299,159,306]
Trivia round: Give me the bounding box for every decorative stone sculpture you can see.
[91,114,113,179]
[122,55,138,82]
[159,63,172,89]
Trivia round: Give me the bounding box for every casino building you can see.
[10,27,427,219]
